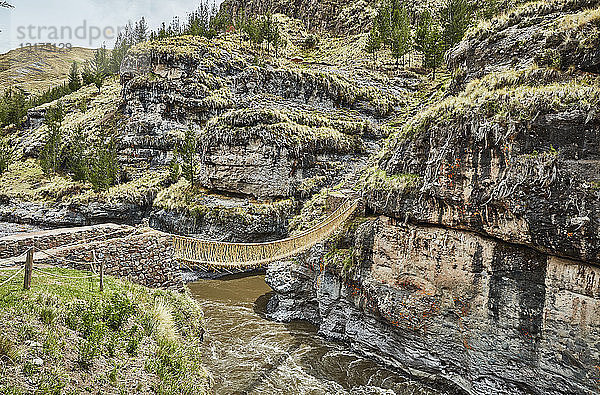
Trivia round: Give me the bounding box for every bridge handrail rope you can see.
[173,199,359,267]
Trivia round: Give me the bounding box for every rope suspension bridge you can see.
[0,198,359,290]
[173,199,359,270]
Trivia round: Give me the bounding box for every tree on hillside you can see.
[88,45,109,93]
[81,64,95,86]
[376,1,392,46]
[94,44,110,75]
[269,15,282,57]
[135,17,148,42]
[365,26,382,65]
[88,138,120,191]
[0,137,13,175]
[440,0,472,52]
[390,6,411,68]
[64,125,88,181]
[40,102,65,175]
[0,88,27,128]
[415,11,444,79]
[178,128,199,188]
[109,33,128,74]
[68,62,82,92]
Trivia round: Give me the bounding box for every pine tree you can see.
[0,137,12,175]
[0,88,27,128]
[158,22,168,39]
[136,17,148,43]
[89,45,109,93]
[415,12,444,79]
[94,44,110,75]
[110,32,131,74]
[365,27,382,65]
[81,64,95,86]
[440,0,471,52]
[178,128,198,187]
[272,21,282,57]
[376,1,392,46]
[68,61,81,92]
[88,138,119,191]
[390,7,411,69]
[64,125,88,181]
[39,102,65,175]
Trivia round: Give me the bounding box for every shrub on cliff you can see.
[0,137,13,175]
[87,138,120,192]
[169,128,199,187]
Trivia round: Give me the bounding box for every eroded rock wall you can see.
[119,38,380,200]
[267,217,600,394]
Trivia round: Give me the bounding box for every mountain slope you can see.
[0,46,95,94]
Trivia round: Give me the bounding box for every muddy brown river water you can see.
[188,274,442,395]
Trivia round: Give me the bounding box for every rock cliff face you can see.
[448,0,600,84]
[119,36,387,201]
[3,26,397,239]
[220,0,378,34]
[267,216,600,394]
[266,1,600,393]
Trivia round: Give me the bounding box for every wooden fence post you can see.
[98,252,104,292]
[23,248,33,291]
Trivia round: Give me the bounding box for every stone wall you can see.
[34,229,182,289]
[1,225,183,289]
[0,224,133,259]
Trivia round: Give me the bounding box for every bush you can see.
[103,293,135,331]
[77,338,98,370]
[39,306,58,326]
[0,137,13,175]
[125,326,143,356]
[0,335,18,363]
[37,371,66,395]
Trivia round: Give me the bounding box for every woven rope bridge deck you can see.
[173,199,359,269]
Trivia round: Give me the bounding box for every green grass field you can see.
[0,267,209,394]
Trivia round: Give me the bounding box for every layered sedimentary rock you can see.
[267,1,600,393]
[119,36,387,200]
[267,217,600,394]
[448,0,600,84]
[220,0,378,34]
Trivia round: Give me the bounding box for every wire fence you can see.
[0,266,25,287]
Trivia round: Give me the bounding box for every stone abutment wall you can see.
[0,225,182,289]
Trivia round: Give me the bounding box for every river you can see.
[188,274,442,395]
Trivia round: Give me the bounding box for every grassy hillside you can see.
[0,46,96,94]
[0,268,209,394]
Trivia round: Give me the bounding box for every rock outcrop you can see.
[448,0,600,84]
[267,215,600,394]
[119,36,387,200]
[266,1,600,394]
[220,0,378,34]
